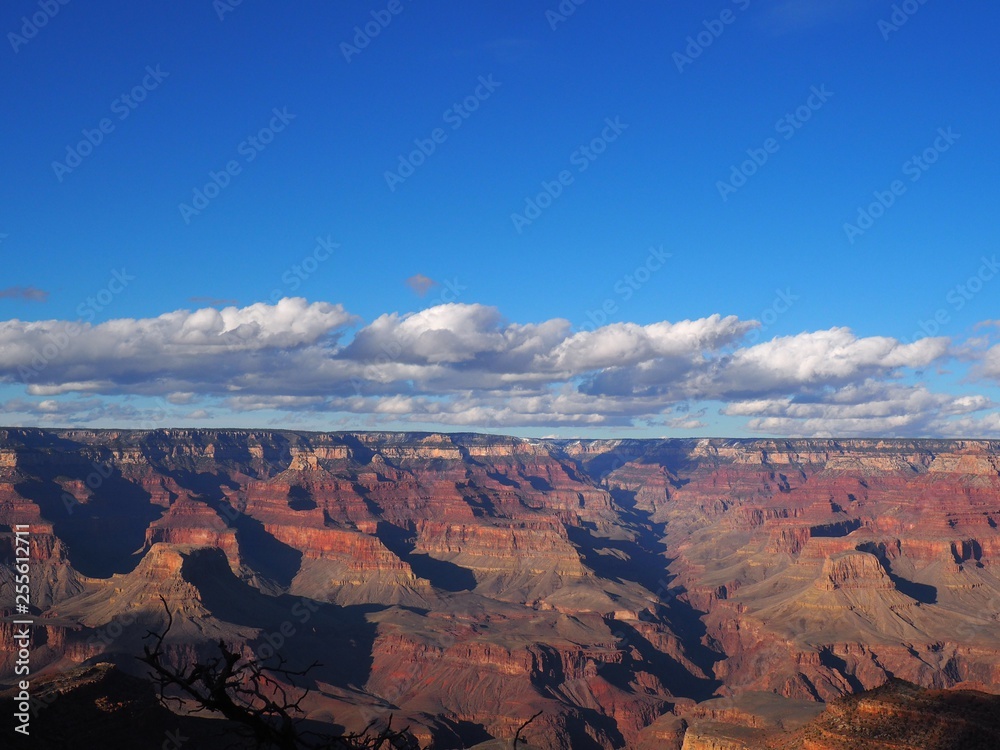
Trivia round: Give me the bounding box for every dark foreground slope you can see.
[0,662,236,749]
[2,429,1000,747]
[5,669,997,750]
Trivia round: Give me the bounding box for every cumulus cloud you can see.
[544,316,754,372]
[974,343,1000,382]
[722,382,992,437]
[701,329,948,395]
[0,297,983,434]
[2,297,355,389]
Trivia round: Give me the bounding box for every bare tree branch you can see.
[137,595,420,749]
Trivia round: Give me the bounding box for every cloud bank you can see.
[1,297,996,436]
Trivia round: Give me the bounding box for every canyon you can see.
[2,429,1000,748]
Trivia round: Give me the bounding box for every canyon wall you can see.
[1,430,999,747]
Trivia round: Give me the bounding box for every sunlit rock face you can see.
[2,430,1000,748]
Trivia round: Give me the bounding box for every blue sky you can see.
[2,0,1000,437]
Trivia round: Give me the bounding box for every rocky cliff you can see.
[1,430,999,747]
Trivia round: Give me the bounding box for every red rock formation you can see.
[2,430,1000,748]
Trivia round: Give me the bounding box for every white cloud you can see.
[931,412,1000,438]
[975,343,1000,381]
[0,297,985,434]
[722,382,992,437]
[543,316,753,372]
[712,329,947,391]
[2,298,355,393]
